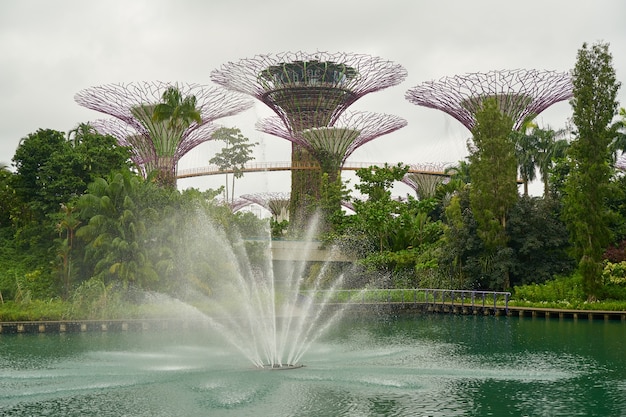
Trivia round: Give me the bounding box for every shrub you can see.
[512,274,585,303]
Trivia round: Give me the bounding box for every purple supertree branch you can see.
[401,163,453,199]
[77,82,251,183]
[174,123,221,160]
[75,81,253,127]
[91,118,222,174]
[230,197,255,213]
[211,51,407,130]
[90,118,152,175]
[241,192,290,217]
[211,51,407,99]
[256,111,407,165]
[405,69,573,131]
[213,195,254,213]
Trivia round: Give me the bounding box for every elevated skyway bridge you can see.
[177,161,450,179]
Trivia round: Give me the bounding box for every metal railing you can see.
[176,161,449,178]
[302,288,511,314]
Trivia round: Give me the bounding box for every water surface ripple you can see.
[0,315,624,417]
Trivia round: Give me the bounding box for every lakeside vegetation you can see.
[1,41,626,321]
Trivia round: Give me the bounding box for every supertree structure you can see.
[75,81,253,186]
[211,51,407,225]
[241,192,356,220]
[90,117,219,179]
[257,111,407,183]
[405,69,573,132]
[211,51,407,132]
[401,162,452,200]
[241,192,291,221]
[224,196,255,213]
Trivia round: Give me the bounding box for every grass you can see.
[2,278,625,322]
[0,300,67,321]
[508,299,626,311]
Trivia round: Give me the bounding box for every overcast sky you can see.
[1,0,625,198]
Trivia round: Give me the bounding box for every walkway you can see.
[2,289,624,334]
[317,288,626,321]
[177,161,449,178]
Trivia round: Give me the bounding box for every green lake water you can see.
[0,314,624,416]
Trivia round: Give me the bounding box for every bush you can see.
[512,274,585,303]
[602,260,626,285]
[0,299,67,321]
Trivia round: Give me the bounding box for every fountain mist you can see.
[174,211,355,368]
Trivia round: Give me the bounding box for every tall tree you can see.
[563,41,621,300]
[12,129,68,221]
[209,127,258,205]
[55,202,81,299]
[468,98,518,289]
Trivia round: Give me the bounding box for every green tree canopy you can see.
[469,98,518,250]
[563,41,621,300]
[468,97,518,289]
[209,127,258,205]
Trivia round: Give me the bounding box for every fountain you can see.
[168,211,359,369]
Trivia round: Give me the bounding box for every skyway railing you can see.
[302,288,511,314]
[177,162,449,178]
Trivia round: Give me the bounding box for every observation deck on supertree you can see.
[211,51,407,226]
[256,111,407,183]
[75,81,253,186]
[405,69,573,132]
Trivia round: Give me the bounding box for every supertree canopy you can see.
[401,172,449,200]
[90,117,220,179]
[211,52,407,227]
[257,111,407,182]
[405,69,573,131]
[75,81,253,186]
[241,192,291,221]
[211,51,407,132]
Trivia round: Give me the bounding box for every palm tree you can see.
[534,127,569,197]
[510,118,539,196]
[444,160,471,185]
[76,171,158,288]
[141,86,203,187]
[152,87,202,129]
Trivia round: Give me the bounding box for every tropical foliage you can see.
[563,41,621,300]
[1,41,626,318]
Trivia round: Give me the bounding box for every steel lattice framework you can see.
[256,111,407,179]
[241,192,290,220]
[211,51,407,133]
[75,81,253,184]
[401,162,453,194]
[90,117,221,178]
[405,69,573,131]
